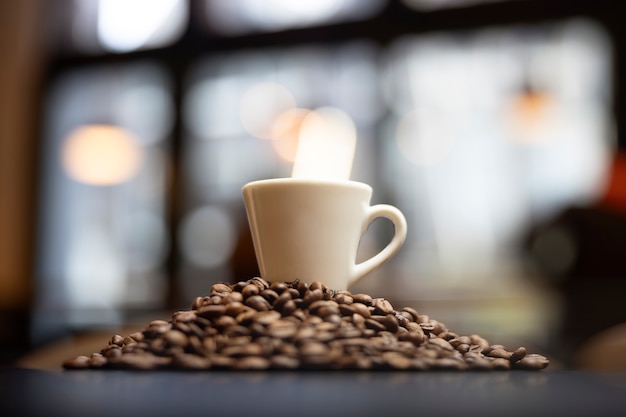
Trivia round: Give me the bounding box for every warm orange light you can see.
[61,125,143,185]
[509,90,553,144]
[269,108,311,162]
[291,107,357,180]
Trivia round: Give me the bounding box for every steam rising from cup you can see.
[291,107,357,181]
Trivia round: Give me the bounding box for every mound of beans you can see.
[63,278,549,371]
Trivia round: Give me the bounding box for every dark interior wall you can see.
[0,0,47,362]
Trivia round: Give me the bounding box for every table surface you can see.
[2,368,626,417]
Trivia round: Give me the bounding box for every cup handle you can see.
[350,204,407,288]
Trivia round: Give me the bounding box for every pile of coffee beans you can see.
[63,278,549,371]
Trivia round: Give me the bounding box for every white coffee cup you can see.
[242,178,407,290]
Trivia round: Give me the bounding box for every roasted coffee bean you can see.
[115,353,169,370]
[383,352,413,369]
[241,284,260,298]
[470,334,490,349]
[302,288,324,307]
[456,343,470,354]
[294,326,316,342]
[109,335,124,347]
[269,281,288,294]
[267,319,298,339]
[295,281,309,297]
[271,355,300,369]
[419,322,435,332]
[352,293,373,305]
[62,279,549,372]
[128,332,144,342]
[317,305,340,318]
[173,321,191,333]
[334,293,353,305]
[245,295,271,311]
[515,354,549,370]
[103,346,122,359]
[338,304,354,316]
[173,353,211,369]
[208,295,223,305]
[402,307,419,321]
[163,330,188,347]
[372,298,394,315]
[89,354,107,368]
[309,281,325,291]
[490,357,512,370]
[364,318,387,332]
[381,314,399,333]
[434,357,467,370]
[253,310,281,325]
[449,336,471,347]
[250,277,270,290]
[509,346,527,364]
[173,310,196,323]
[221,342,265,357]
[399,330,425,346]
[63,355,91,369]
[488,348,512,360]
[350,302,371,319]
[249,322,266,338]
[273,291,293,309]
[225,301,246,317]
[211,355,236,369]
[224,325,251,338]
[236,309,257,325]
[308,299,332,314]
[466,356,493,370]
[429,320,445,335]
[259,289,279,304]
[234,356,271,370]
[197,304,227,319]
[223,292,244,304]
[438,331,456,341]
[191,296,203,310]
[211,283,232,294]
[280,300,297,316]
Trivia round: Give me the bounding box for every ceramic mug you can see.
[242,178,407,290]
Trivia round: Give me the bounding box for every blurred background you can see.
[2,0,626,369]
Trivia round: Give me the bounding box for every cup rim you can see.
[242,178,372,192]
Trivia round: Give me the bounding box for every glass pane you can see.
[382,19,612,333]
[34,62,173,342]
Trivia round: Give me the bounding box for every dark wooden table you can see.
[2,368,626,417]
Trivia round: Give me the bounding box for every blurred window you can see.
[383,19,613,294]
[34,62,172,340]
[35,0,616,349]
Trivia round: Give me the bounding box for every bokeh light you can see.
[97,0,187,53]
[61,125,143,186]
[239,82,297,139]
